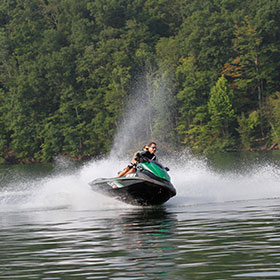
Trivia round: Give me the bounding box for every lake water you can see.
[1,151,280,279]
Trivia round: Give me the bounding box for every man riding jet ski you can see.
[117,142,157,177]
[89,142,176,206]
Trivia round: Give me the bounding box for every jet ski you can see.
[89,160,176,206]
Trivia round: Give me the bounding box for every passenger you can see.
[117,144,149,177]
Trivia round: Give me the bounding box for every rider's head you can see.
[148,142,157,154]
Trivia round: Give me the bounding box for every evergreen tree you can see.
[208,75,236,138]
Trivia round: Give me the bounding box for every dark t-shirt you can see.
[136,150,157,162]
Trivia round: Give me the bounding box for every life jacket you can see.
[136,151,157,163]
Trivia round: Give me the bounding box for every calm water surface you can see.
[1,152,280,279]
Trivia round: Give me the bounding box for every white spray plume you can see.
[110,70,175,158]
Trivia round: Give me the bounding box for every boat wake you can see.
[0,154,279,213]
[168,154,280,207]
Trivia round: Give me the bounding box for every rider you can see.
[117,144,149,177]
[117,142,158,177]
[135,142,157,163]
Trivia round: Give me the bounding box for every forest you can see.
[0,0,280,164]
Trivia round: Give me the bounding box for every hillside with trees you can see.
[0,0,279,163]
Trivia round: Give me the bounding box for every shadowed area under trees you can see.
[0,0,279,163]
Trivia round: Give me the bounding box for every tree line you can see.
[0,0,279,164]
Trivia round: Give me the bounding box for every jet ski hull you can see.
[89,175,176,206]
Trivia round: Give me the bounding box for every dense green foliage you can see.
[0,0,279,163]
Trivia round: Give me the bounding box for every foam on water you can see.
[0,154,279,213]
[168,155,280,206]
[0,158,132,212]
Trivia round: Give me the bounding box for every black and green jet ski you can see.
[89,160,176,206]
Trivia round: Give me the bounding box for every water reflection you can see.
[1,199,280,279]
[0,206,178,280]
[103,207,178,279]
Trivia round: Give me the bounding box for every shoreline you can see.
[1,146,279,166]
